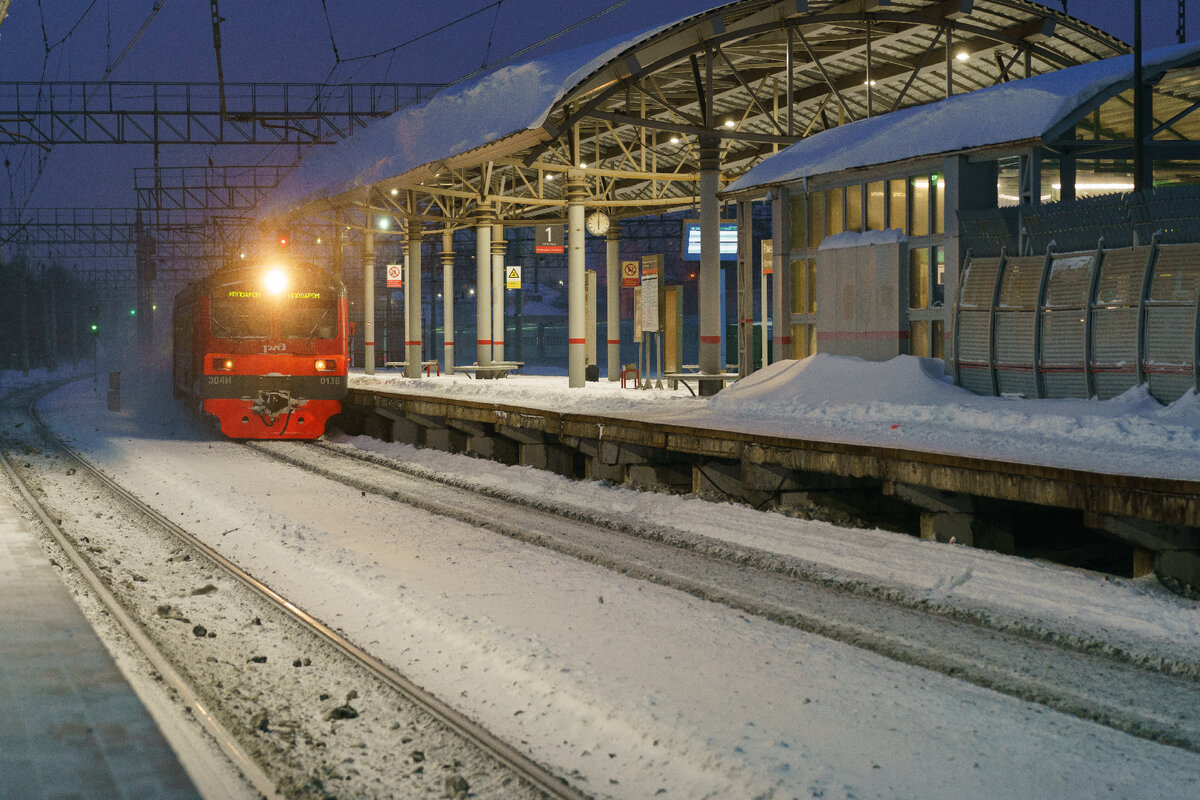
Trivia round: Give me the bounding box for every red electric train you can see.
[172,258,349,439]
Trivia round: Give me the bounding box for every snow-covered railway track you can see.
[252,438,1200,755]
[2,389,587,800]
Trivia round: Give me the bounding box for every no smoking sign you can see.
[620,260,639,287]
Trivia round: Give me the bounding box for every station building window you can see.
[867,181,886,231]
[888,179,907,233]
[845,184,863,233]
[790,257,817,358]
[908,245,945,358]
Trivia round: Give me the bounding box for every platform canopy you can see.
[724,38,1200,195]
[255,0,1127,236]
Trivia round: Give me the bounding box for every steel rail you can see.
[25,396,587,800]
[0,412,278,800]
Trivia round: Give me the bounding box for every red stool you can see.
[620,364,640,388]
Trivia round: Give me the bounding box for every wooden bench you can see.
[662,371,739,396]
[384,360,441,377]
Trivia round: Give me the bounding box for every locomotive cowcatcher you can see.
[173,257,349,439]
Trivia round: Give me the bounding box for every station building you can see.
[724,39,1200,402]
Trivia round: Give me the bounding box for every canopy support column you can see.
[568,170,587,387]
[606,225,622,380]
[441,229,455,374]
[363,223,376,375]
[699,134,722,395]
[492,223,506,363]
[737,199,754,378]
[475,205,494,366]
[406,213,423,379]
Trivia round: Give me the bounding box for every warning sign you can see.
[620,260,639,287]
[386,263,403,288]
[506,265,522,289]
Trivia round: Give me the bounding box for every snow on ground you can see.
[9,357,1200,798]
[351,354,1200,670]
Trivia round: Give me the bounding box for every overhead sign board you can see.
[535,223,564,254]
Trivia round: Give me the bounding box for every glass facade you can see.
[788,168,950,360]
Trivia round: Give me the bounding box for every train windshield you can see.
[210,290,270,338]
[281,290,338,339]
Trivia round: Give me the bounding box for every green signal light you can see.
[129,308,136,315]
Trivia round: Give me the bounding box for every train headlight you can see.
[212,358,234,371]
[315,359,337,372]
[264,268,288,295]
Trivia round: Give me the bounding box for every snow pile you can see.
[706,355,1200,476]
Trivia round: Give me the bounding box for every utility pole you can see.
[1133,0,1150,192]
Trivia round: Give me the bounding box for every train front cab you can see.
[176,263,349,439]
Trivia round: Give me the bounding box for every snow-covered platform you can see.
[346,356,1200,588]
[0,493,200,800]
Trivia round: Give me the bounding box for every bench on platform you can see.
[662,371,740,396]
[384,360,441,376]
[455,361,523,379]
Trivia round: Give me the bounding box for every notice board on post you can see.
[640,254,664,333]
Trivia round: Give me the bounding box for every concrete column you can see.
[771,187,793,362]
[363,226,376,375]
[698,134,722,394]
[475,205,493,366]
[441,229,455,374]
[492,222,506,363]
[567,170,587,387]
[406,215,423,378]
[737,199,754,377]
[606,225,622,380]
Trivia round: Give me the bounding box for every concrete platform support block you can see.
[1159,551,1200,593]
[920,511,974,545]
[628,463,692,493]
[389,417,424,446]
[521,443,578,477]
[424,427,467,454]
[587,459,626,485]
[469,435,519,465]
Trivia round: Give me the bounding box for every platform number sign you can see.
[386,263,403,288]
[535,223,564,253]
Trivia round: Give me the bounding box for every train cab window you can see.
[282,292,338,339]
[211,293,270,338]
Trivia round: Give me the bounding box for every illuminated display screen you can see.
[682,220,739,261]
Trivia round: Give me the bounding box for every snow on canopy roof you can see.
[725,39,1200,196]
[256,22,671,222]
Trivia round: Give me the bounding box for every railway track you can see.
[0,383,588,800]
[248,436,1200,755]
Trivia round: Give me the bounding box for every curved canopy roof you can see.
[256,0,1126,234]
[725,39,1200,194]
